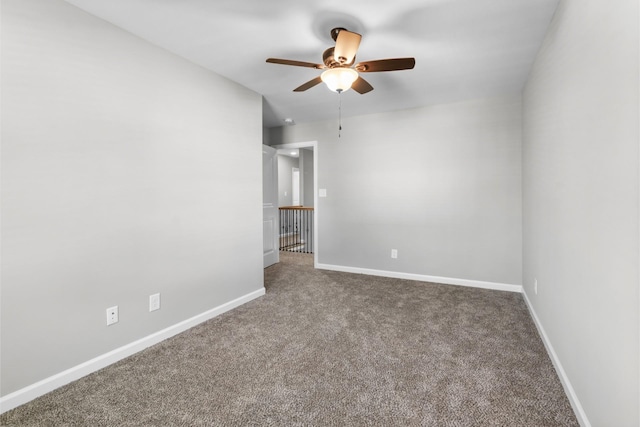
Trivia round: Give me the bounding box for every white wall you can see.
[272,96,522,287]
[522,0,639,425]
[1,0,263,397]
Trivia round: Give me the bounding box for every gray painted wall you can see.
[271,96,522,286]
[277,155,299,207]
[1,0,263,396]
[522,0,639,425]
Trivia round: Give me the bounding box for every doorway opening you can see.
[274,141,318,267]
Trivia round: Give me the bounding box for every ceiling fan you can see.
[266,27,415,94]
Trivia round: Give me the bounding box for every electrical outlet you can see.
[391,249,398,259]
[149,293,160,312]
[106,306,118,326]
[534,278,538,295]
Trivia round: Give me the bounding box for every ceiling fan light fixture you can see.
[321,67,358,93]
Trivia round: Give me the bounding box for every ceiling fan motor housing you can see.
[323,47,355,68]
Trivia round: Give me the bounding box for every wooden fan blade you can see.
[351,76,373,94]
[355,58,416,72]
[334,30,361,65]
[293,76,323,92]
[266,58,324,69]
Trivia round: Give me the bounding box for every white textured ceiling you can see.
[64,0,559,128]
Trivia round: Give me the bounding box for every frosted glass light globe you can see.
[321,68,359,93]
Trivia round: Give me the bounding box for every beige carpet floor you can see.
[1,252,578,426]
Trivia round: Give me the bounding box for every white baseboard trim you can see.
[0,287,266,414]
[315,263,522,293]
[522,291,591,427]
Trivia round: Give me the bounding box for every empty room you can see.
[1,0,638,426]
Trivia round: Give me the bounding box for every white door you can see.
[263,145,279,268]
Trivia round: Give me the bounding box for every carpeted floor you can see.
[1,252,578,426]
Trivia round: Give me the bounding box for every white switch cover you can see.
[391,249,398,259]
[319,189,327,197]
[149,293,161,312]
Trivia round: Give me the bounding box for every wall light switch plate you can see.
[149,293,160,312]
[319,189,327,197]
[391,249,398,259]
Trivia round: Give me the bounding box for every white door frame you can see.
[262,145,279,268]
[273,141,318,267]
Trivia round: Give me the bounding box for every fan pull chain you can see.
[338,91,342,138]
